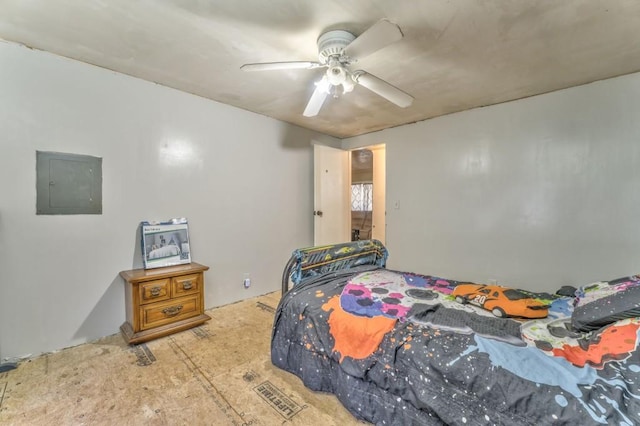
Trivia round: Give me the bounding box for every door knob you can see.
[314,210,323,217]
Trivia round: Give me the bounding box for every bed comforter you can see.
[271,265,640,425]
[148,244,180,259]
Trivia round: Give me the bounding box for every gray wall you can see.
[344,72,640,293]
[0,42,329,360]
[4,37,640,360]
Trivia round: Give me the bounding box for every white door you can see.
[314,144,350,245]
[371,145,386,244]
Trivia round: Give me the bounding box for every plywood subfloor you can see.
[0,292,366,425]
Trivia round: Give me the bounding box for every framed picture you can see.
[141,218,191,269]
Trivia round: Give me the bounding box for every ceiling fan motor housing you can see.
[317,29,356,64]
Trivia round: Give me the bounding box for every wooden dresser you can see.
[120,262,210,344]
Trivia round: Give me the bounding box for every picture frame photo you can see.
[141,218,191,269]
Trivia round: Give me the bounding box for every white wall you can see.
[344,72,640,293]
[0,41,331,360]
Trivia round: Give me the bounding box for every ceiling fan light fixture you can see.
[342,75,355,94]
[327,65,346,86]
[324,62,355,95]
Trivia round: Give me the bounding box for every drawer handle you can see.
[162,305,183,317]
[182,281,193,290]
[150,286,162,297]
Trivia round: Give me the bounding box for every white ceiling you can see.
[2,1,640,138]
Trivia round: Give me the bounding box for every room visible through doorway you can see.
[350,145,385,245]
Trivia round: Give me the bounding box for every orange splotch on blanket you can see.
[552,320,640,368]
[403,336,413,351]
[322,295,396,361]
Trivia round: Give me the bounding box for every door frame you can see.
[313,142,386,246]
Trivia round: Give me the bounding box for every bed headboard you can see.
[281,239,388,295]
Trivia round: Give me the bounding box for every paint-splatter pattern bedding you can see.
[271,266,640,425]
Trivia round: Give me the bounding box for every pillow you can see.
[571,275,640,332]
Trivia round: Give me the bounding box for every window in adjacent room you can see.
[351,183,373,211]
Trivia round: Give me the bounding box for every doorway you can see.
[350,145,385,244]
[313,143,385,246]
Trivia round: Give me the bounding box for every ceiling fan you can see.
[240,20,414,117]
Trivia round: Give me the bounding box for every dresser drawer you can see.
[139,295,201,331]
[172,273,201,297]
[139,278,170,304]
[120,262,210,344]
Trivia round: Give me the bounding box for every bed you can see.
[147,244,181,259]
[271,240,640,425]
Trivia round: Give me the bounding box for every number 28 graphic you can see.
[473,295,486,305]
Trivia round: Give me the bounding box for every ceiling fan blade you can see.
[240,61,321,71]
[356,72,414,108]
[303,76,330,117]
[343,19,403,61]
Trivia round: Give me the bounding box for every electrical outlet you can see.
[488,279,498,285]
[243,273,251,289]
